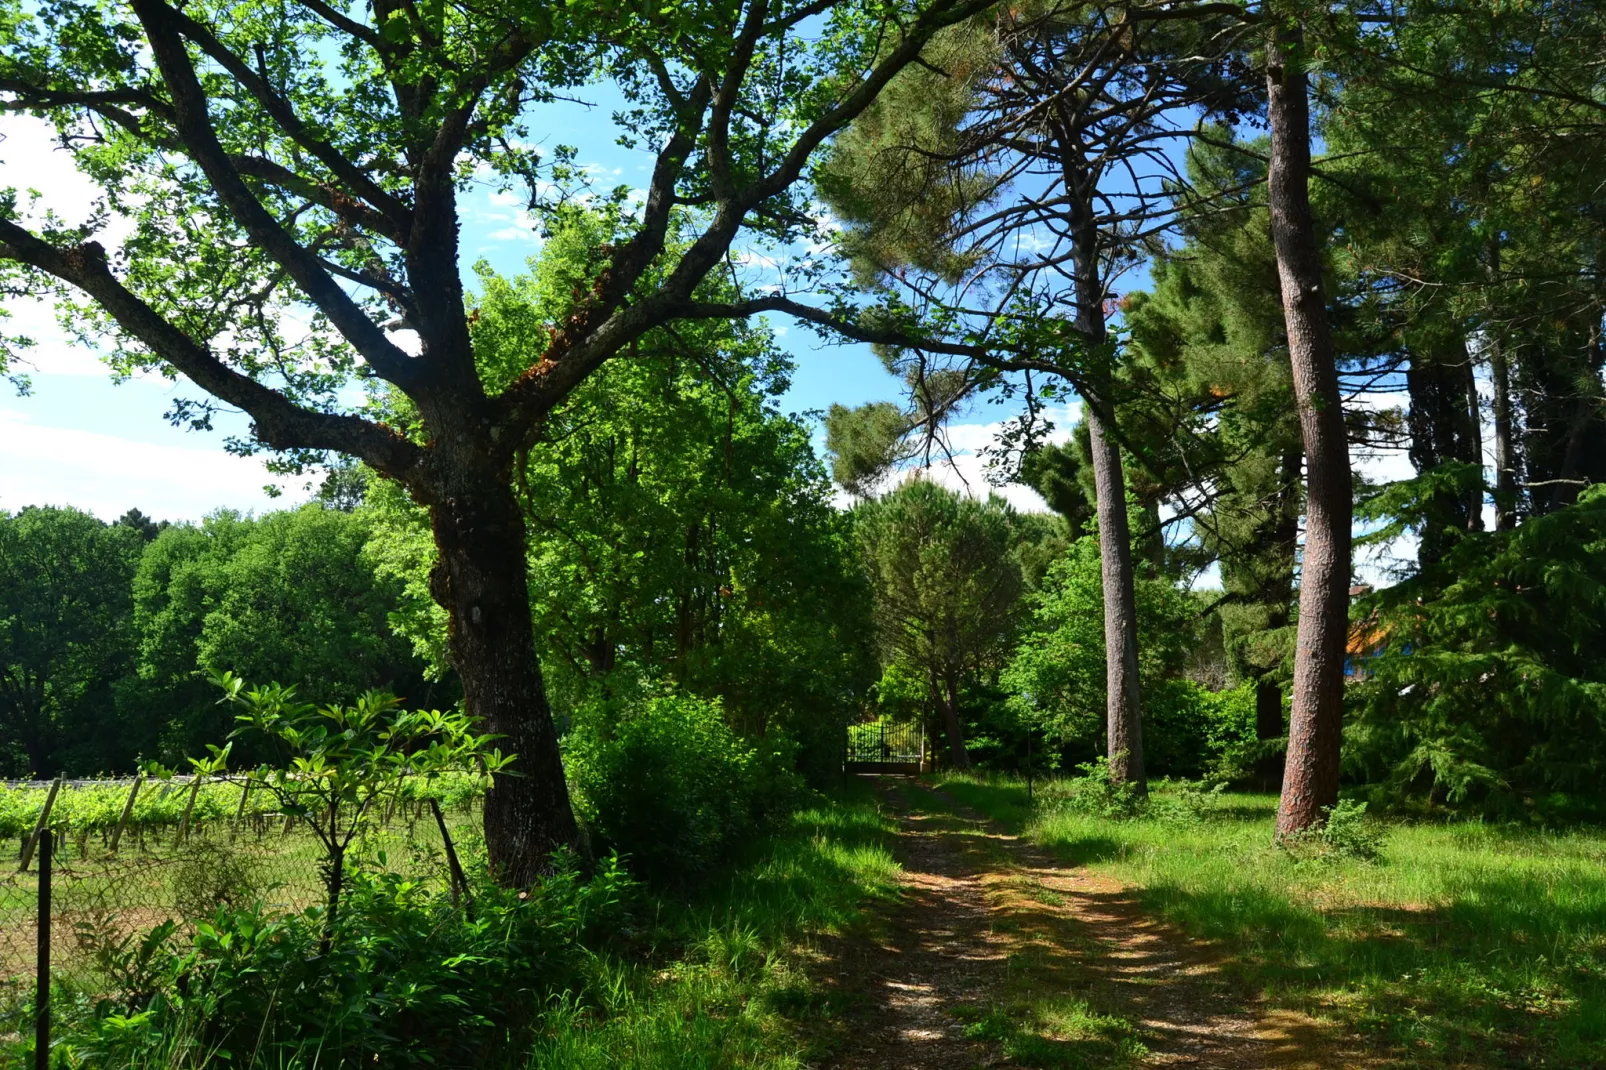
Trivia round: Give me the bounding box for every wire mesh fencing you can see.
[0,775,484,1050]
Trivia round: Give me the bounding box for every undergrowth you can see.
[4,784,901,1069]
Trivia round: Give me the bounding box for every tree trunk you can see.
[1489,339,1517,529]
[937,671,970,769]
[429,474,580,886]
[1266,22,1352,839]
[1087,405,1145,792]
[1062,124,1145,794]
[1253,678,1284,791]
[1485,243,1518,531]
[1407,342,1481,566]
[1460,342,1484,531]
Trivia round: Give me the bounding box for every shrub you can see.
[1041,756,1147,820]
[1348,483,1606,817]
[1280,799,1384,862]
[564,693,805,884]
[75,854,634,1067]
[172,840,260,921]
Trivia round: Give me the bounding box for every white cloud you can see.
[846,403,1083,513]
[489,226,543,243]
[0,408,302,522]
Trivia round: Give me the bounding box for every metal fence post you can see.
[35,826,51,1070]
[842,718,849,790]
[429,798,472,917]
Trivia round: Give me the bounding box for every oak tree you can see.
[0,0,992,882]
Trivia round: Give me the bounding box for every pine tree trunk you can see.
[429,473,580,886]
[1489,339,1517,530]
[1253,678,1284,791]
[1087,405,1145,791]
[937,671,970,769]
[1266,21,1352,839]
[1481,243,1519,531]
[1062,125,1145,794]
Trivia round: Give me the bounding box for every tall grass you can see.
[937,774,1606,1067]
[529,784,902,1068]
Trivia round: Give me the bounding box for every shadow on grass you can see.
[942,776,1606,1068]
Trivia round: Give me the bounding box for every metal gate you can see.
[844,720,925,775]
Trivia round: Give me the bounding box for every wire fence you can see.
[0,775,485,1055]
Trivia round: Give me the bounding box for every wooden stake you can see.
[175,775,204,845]
[109,776,143,854]
[20,776,63,872]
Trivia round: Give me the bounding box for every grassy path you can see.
[830,779,1367,1069]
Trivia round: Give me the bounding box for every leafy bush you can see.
[74,855,634,1068]
[1004,536,1210,776]
[564,694,805,884]
[1040,758,1225,825]
[1040,757,1147,820]
[1279,800,1384,862]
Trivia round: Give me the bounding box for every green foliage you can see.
[823,401,907,497]
[564,694,805,885]
[132,506,435,765]
[1041,757,1147,821]
[814,16,998,284]
[74,858,634,1068]
[853,479,1025,762]
[367,230,874,779]
[1003,534,1205,772]
[1280,800,1384,863]
[1348,486,1606,817]
[218,672,508,934]
[1121,133,1302,692]
[42,788,901,1070]
[0,506,142,776]
[0,769,484,841]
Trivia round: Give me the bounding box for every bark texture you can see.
[429,468,579,886]
[1087,406,1145,790]
[1265,23,1352,838]
[937,672,971,770]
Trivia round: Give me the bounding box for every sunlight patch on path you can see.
[829,780,1380,1069]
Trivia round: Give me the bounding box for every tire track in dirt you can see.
[828,780,1375,1069]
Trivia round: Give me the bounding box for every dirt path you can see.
[826,780,1369,1069]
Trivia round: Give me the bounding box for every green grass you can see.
[937,773,1606,1068]
[527,780,903,1068]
